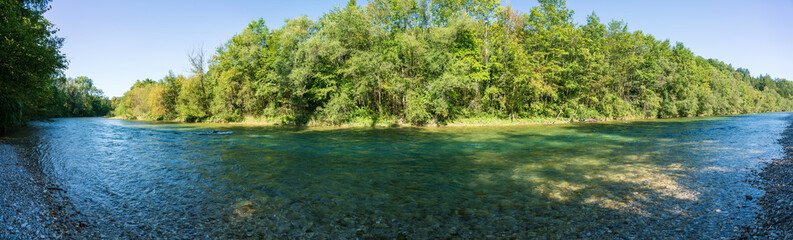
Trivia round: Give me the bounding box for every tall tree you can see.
[0,0,66,132]
[111,0,793,126]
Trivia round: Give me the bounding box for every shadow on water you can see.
[195,114,785,238]
[0,113,789,239]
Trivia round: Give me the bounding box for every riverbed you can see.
[1,113,789,239]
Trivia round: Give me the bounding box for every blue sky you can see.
[44,0,793,97]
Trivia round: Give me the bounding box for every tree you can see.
[111,0,793,126]
[1,0,66,132]
[183,47,210,119]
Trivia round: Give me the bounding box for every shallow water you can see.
[1,113,789,238]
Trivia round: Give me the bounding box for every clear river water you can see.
[1,113,790,238]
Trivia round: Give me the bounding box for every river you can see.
[1,113,789,238]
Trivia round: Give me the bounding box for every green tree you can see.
[111,0,793,126]
[1,0,66,132]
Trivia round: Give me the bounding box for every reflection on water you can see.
[1,113,789,238]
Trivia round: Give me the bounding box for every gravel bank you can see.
[0,144,86,239]
[741,117,793,239]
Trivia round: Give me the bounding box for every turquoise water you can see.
[1,113,789,238]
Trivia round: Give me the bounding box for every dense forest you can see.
[1,0,110,133]
[7,0,790,128]
[113,0,793,125]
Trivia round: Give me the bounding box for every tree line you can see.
[111,0,793,125]
[1,0,110,133]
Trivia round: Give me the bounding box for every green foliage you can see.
[0,0,109,132]
[112,0,793,126]
[1,0,67,131]
[404,90,432,125]
[318,91,356,125]
[52,76,111,117]
[176,75,208,121]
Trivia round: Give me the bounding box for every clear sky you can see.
[44,0,793,97]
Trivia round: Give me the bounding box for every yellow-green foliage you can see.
[113,79,167,120]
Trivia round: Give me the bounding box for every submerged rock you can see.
[197,130,234,135]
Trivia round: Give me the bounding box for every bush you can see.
[404,91,432,125]
[318,92,354,125]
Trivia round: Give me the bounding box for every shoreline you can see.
[0,144,87,239]
[0,112,789,238]
[104,112,774,129]
[741,114,793,238]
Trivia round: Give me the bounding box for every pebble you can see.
[740,118,793,238]
[1,144,82,240]
[5,119,793,239]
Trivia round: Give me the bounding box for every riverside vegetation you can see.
[3,0,793,129]
[4,1,793,238]
[0,0,111,133]
[110,0,793,126]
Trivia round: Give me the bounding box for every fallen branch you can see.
[550,110,562,125]
[568,109,578,123]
